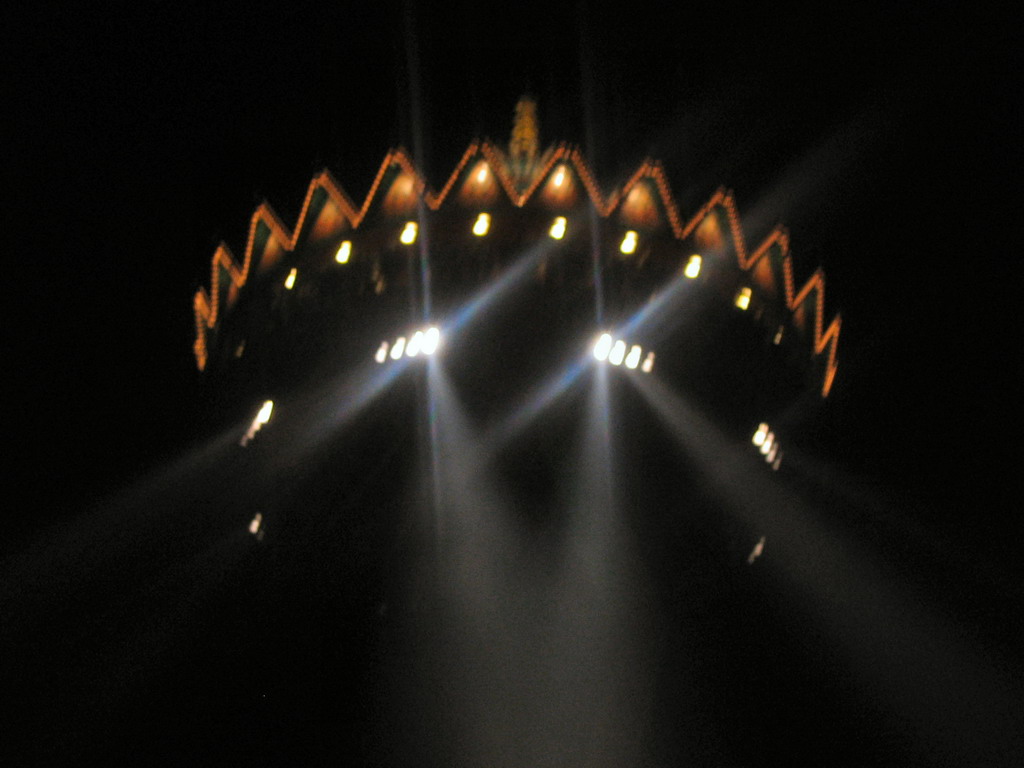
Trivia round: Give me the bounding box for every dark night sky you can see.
[5,0,1021,764]
[9,1,1017,532]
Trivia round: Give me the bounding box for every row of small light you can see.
[374,326,442,363]
[751,422,783,470]
[592,333,655,373]
[280,224,708,291]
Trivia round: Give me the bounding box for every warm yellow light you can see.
[256,400,274,425]
[620,231,638,255]
[284,268,297,290]
[685,254,702,279]
[593,333,613,361]
[473,212,491,236]
[735,286,751,310]
[625,345,642,369]
[752,422,768,446]
[335,240,352,264]
[406,330,424,357]
[641,351,655,373]
[553,167,566,187]
[609,339,627,366]
[375,341,389,363]
[759,432,774,455]
[476,164,488,183]
[549,216,567,240]
[422,326,441,355]
[390,336,406,359]
[400,221,418,245]
[249,513,262,535]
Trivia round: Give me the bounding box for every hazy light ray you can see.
[480,355,590,459]
[445,241,548,336]
[280,356,411,463]
[618,273,695,340]
[419,359,555,768]
[545,364,657,767]
[624,372,1024,763]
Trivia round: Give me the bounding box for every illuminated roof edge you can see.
[192,140,840,396]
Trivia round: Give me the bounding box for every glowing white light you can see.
[752,422,769,446]
[766,443,778,463]
[284,268,297,290]
[641,351,655,373]
[256,400,274,425]
[747,535,765,564]
[620,230,638,255]
[735,286,751,310]
[422,326,440,355]
[593,333,613,361]
[759,432,774,455]
[390,336,406,359]
[249,513,262,534]
[774,326,784,345]
[400,221,418,245]
[625,344,642,369]
[685,254,702,279]
[375,341,389,363]
[335,240,352,264]
[552,167,566,187]
[476,164,488,183]
[473,212,491,236]
[406,330,424,357]
[240,400,275,446]
[609,339,627,366]
[549,216,567,240]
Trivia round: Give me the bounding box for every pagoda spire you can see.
[509,95,539,183]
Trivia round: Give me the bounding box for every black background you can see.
[5,1,1020,765]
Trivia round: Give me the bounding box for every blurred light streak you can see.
[445,241,548,336]
[618,270,700,341]
[481,356,589,456]
[624,372,1024,763]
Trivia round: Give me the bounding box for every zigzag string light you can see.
[193,141,840,395]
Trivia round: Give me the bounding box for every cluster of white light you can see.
[592,333,655,372]
[549,216,567,240]
[335,240,352,264]
[240,399,274,446]
[620,230,638,255]
[735,286,752,310]
[375,326,441,363]
[752,422,782,470]
[284,268,297,290]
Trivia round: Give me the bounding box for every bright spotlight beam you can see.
[445,240,549,336]
[481,356,590,457]
[621,371,1022,764]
